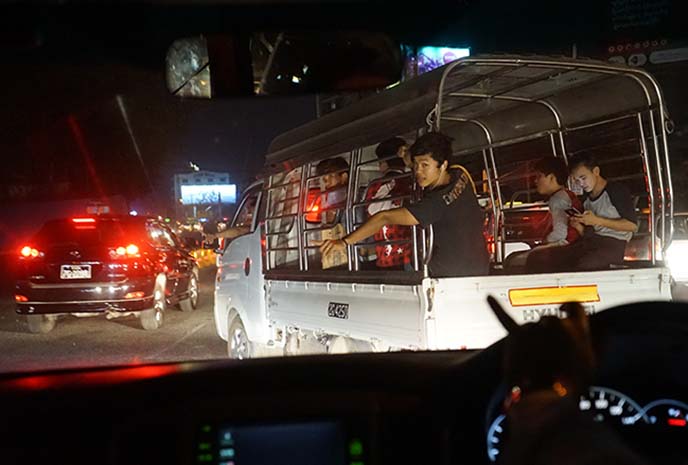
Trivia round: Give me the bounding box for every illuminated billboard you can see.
[417,46,470,74]
[180,184,237,205]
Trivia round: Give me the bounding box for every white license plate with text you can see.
[60,265,92,280]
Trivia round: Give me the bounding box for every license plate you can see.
[60,264,92,280]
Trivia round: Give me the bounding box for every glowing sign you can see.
[181,184,237,205]
[417,46,470,74]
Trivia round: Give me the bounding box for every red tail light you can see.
[72,217,97,230]
[15,294,28,303]
[110,244,141,259]
[19,246,41,259]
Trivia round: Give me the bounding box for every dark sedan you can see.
[14,215,199,333]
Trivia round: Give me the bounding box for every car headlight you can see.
[667,241,688,281]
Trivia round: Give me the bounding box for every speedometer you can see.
[486,386,648,462]
[578,386,648,425]
[486,414,505,463]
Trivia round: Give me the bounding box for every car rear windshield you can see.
[33,219,143,247]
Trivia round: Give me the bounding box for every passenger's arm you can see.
[570,217,585,235]
[207,226,250,242]
[575,211,638,232]
[546,196,571,244]
[319,208,418,256]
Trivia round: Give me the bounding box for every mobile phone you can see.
[565,208,582,216]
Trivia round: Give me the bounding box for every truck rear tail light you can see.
[15,294,28,303]
[124,291,145,299]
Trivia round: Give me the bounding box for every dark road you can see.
[0,266,226,374]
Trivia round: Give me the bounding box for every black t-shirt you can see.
[407,170,489,277]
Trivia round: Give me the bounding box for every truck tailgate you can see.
[429,267,672,350]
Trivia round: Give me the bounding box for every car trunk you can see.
[22,218,145,285]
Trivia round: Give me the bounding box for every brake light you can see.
[15,294,28,303]
[72,218,96,224]
[20,246,40,258]
[111,243,141,259]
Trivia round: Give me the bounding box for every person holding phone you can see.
[511,158,581,273]
[527,154,638,273]
[535,158,583,247]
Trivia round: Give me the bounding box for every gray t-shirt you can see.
[583,182,636,242]
[547,189,574,245]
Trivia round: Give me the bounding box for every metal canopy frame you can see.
[434,56,673,263]
[262,55,674,271]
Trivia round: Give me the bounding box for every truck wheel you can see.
[227,317,252,360]
[26,314,57,334]
[178,273,199,312]
[140,283,165,330]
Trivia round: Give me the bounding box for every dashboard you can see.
[486,385,688,463]
[0,301,686,465]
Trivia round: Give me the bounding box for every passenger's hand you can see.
[319,239,347,256]
[575,211,599,226]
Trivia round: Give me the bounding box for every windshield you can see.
[1,2,687,374]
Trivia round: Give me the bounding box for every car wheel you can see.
[26,314,57,334]
[140,282,165,330]
[227,316,252,360]
[178,273,199,312]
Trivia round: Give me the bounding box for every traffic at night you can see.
[1,1,687,465]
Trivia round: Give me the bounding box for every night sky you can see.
[1,0,686,221]
[0,58,316,213]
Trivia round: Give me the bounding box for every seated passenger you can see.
[520,158,582,271]
[315,157,349,225]
[526,154,638,273]
[535,157,583,247]
[320,132,489,278]
[313,157,350,269]
[363,137,414,271]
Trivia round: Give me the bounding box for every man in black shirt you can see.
[320,132,489,277]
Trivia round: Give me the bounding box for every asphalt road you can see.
[0,266,227,374]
